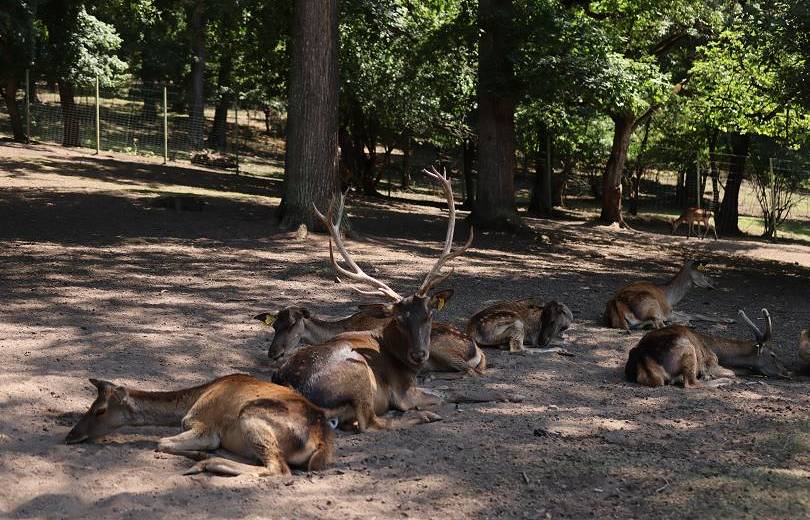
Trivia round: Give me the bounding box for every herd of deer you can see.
[64,167,807,479]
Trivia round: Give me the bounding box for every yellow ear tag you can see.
[264,315,277,326]
[437,298,446,311]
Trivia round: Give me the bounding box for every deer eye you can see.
[95,408,107,416]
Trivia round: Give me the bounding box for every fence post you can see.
[94,76,100,154]
[163,86,168,164]
[25,69,30,141]
[234,99,240,174]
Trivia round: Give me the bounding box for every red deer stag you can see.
[273,167,488,432]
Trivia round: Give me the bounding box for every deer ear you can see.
[254,312,277,326]
[430,289,454,311]
[357,303,395,318]
[89,378,113,392]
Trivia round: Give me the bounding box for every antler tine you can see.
[738,309,764,342]
[417,166,474,296]
[313,195,402,302]
[761,308,773,342]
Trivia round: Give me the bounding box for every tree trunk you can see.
[529,121,551,215]
[462,138,475,210]
[58,80,79,147]
[599,113,635,224]
[207,53,233,151]
[188,2,207,150]
[717,133,749,235]
[473,0,518,230]
[2,78,26,142]
[400,136,412,189]
[707,128,719,211]
[280,0,340,230]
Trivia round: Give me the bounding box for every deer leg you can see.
[636,358,666,387]
[506,322,526,353]
[184,415,290,477]
[680,352,700,388]
[158,428,219,456]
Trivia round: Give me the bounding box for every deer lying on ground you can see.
[671,207,718,239]
[465,299,573,354]
[625,308,788,388]
[274,167,513,432]
[255,307,486,375]
[65,374,335,476]
[603,260,715,330]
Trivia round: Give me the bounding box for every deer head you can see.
[537,301,574,348]
[254,307,311,361]
[687,260,715,289]
[738,308,789,378]
[313,166,472,370]
[65,379,135,444]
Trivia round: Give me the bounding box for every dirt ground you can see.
[1,142,809,520]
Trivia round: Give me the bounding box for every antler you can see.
[416,166,474,296]
[738,308,772,343]
[313,193,403,302]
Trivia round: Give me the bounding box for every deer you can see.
[65,374,335,477]
[799,329,810,372]
[625,308,789,388]
[465,299,573,354]
[671,207,718,239]
[254,307,486,375]
[272,167,515,432]
[603,260,716,330]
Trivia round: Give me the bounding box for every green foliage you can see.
[38,2,128,87]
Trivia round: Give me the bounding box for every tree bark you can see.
[58,80,79,147]
[400,136,412,189]
[717,133,749,235]
[2,78,26,142]
[280,0,340,230]
[462,138,475,210]
[473,0,518,230]
[529,121,551,215]
[188,2,207,150]
[707,128,719,211]
[207,53,233,150]
[599,113,635,224]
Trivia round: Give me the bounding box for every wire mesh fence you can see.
[0,79,286,177]
[0,78,808,238]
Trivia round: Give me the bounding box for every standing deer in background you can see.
[603,260,715,330]
[799,329,810,372]
[625,308,788,388]
[466,299,573,354]
[65,374,335,476]
[274,167,483,432]
[672,207,718,239]
[254,307,486,375]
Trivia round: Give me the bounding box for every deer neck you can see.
[698,333,758,366]
[378,322,419,386]
[662,267,693,307]
[301,316,353,345]
[124,384,211,427]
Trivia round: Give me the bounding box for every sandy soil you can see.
[1,142,809,520]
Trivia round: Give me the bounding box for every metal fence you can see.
[0,78,284,177]
[1,79,808,238]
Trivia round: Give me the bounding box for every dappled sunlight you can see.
[2,144,809,518]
